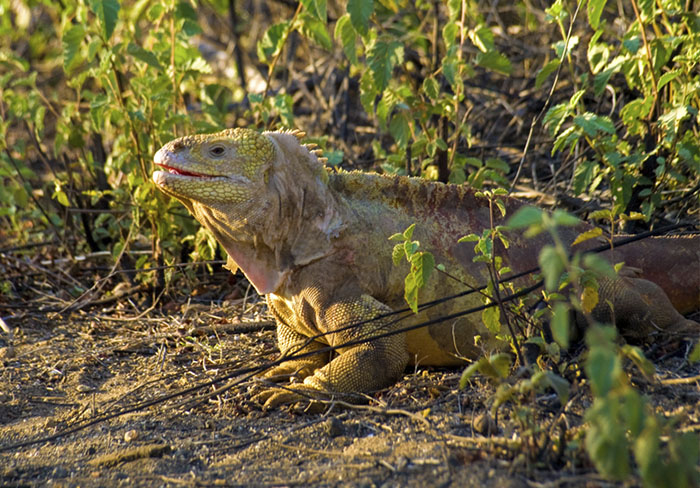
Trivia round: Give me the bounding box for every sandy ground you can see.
[1,300,698,487]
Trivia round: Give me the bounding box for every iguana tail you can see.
[608,234,700,315]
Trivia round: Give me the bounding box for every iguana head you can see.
[153,127,275,211]
[152,127,343,294]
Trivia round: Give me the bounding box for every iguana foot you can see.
[252,381,352,413]
[261,359,320,382]
[252,384,320,411]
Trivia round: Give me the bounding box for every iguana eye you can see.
[209,145,225,157]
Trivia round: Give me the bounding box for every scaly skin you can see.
[153,128,700,408]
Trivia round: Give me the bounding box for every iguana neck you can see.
[192,133,345,294]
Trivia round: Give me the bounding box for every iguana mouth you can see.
[155,163,209,178]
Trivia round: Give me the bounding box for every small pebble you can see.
[124,430,139,442]
[322,417,343,437]
[0,346,16,360]
[473,412,497,436]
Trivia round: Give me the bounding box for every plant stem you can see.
[629,0,659,120]
[262,2,303,103]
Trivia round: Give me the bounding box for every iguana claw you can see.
[252,383,327,412]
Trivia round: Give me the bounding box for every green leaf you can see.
[690,341,700,363]
[475,50,512,75]
[535,59,560,89]
[442,53,459,89]
[585,398,631,480]
[257,22,289,64]
[458,234,479,243]
[581,281,599,314]
[551,302,570,348]
[89,0,120,41]
[657,69,680,91]
[572,226,603,246]
[297,13,332,50]
[410,251,434,287]
[347,0,373,37]
[300,0,326,21]
[174,1,201,35]
[459,360,483,388]
[621,345,655,378]
[552,35,579,58]
[551,209,580,227]
[620,97,653,135]
[585,327,621,396]
[543,370,570,404]
[469,25,494,52]
[422,76,439,100]
[359,70,377,114]
[127,42,162,70]
[506,206,544,229]
[587,29,609,74]
[634,418,662,485]
[539,245,564,291]
[53,188,70,207]
[545,0,567,22]
[334,14,358,64]
[389,113,410,149]
[482,305,501,334]
[587,0,607,29]
[658,105,690,140]
[494,199,506,218]
[583,253,615,278]
[62,25,85,73]
[442,21,458,49]
[463,354,512,382]
[638,0,653,21]
[489,353,512,378]
[594,54,628,95]
[392,243,404,266]
[404,251,434,313]
[573,160,597,195]
[367,38,404,93]
[573,113,616,137]
[476,234,493,259]
[403,240,418,257]
[485,157,509,172]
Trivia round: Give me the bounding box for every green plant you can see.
[539,0,700,220]
[389,223,437,313]
[508,206,700,486]
[0,0,240,289]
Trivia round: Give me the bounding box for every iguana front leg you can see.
[258,293,409,409]
[262,302,330,380]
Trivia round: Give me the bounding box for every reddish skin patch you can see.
[155,163,207,177]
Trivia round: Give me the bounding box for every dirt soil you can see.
[1,292,699,487]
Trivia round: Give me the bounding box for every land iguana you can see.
[153,128,700,408]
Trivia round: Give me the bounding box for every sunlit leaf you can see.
[347,0,373,37]
[89,0,120,41]
[551,302,570,348]
[587,0,607,29]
